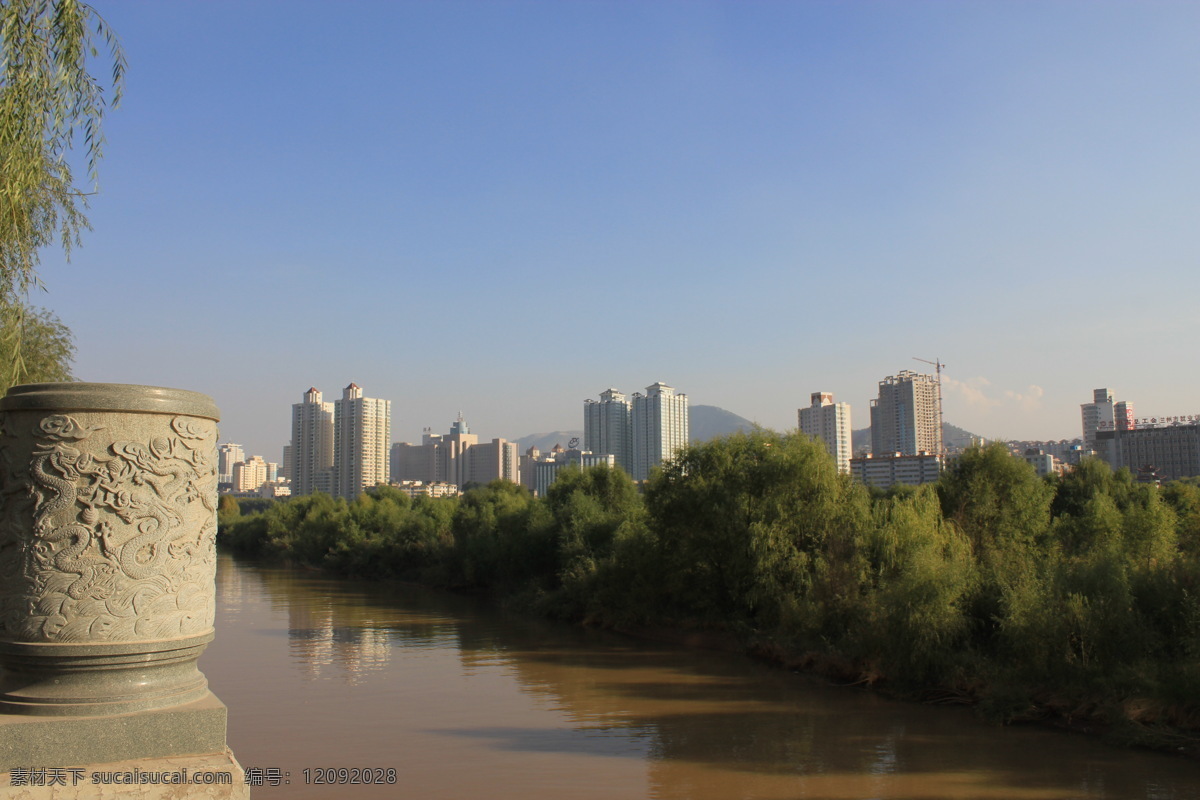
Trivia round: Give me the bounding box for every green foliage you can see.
[545,466,639,565]
[990,469,1184,703]
[450,480,548,589]
[1,0,125,296]
[1051,492,1123,558]
[1120,485,1178,570]
[1050,457,1133,519]
[217,494,240,528]
[235,497,277,516]
[542,464,645,617]
[0,298,72,391]
[645,430,865,628]
[856,487,974,682]
[1162,480,1200,556]
[938,443,1053,555]
[220,489,456,580]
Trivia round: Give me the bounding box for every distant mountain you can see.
[851,421,983,455]
[520,416,983,457]
[515,430,583,453]
[690,405,755,442]
[943,422,982,451]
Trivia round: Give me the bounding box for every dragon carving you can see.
[3,412,218,642]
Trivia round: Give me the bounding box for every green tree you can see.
[937,444,1054,658]
[645,429,866,628]
[217,494,240,526]
[1051,493,1123,558]
[1049,457,1134,520]
[450,480,551,589]
[544,463,642,571]
[0,298,72,391]
[1,0,125,297]
[938,443,1054,555]
[1119,484,1178,570]
[1161,480,1200,556]
[858,487,974,682]
[542,464,644,616]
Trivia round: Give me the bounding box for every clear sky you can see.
[31,1,1200,462]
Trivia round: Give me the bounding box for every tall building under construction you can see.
[869,370,942,457]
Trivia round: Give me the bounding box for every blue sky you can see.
[31,1,1200,462]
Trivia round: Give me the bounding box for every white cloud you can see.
[1004,384,1045,412]
[944,376,1045,413]
[944,376,998,410]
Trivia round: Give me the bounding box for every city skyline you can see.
[24,2,1200,461]
[227,378,1199,492]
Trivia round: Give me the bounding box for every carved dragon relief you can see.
[0,413,218,642]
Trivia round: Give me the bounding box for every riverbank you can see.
[594,610,1200,759]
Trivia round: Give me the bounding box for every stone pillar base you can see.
[0,748,247,799]
[0,693,228,771]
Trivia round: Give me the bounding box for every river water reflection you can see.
[201,553,1198,799]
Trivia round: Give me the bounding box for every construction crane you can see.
[913,357,946,458]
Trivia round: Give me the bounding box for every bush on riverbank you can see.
[220,487,456,581]
[217,435,1200,746]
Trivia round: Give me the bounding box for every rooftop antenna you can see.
[913,357,946,458]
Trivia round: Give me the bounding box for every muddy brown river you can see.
[200,553,1199,799]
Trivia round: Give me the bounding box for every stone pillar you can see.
[0,383,231,770]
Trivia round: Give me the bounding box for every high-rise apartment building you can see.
[217,443,244,486]
[439,415,477,487]
[869,370,942,457]
[289,387,334,497]
[798,392,853,474]
[333,383,391,499]
[631,382,689,482]
[1081,388,1115,455]
[584,388,632,474]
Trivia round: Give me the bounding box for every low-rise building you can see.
[259,479,291,499]
[232,455,270,493]
[1021,448,1063,478]
[528,447,615,497]
[850,452,941,489]
[1096,418,1200,482]
[391,481,460,499]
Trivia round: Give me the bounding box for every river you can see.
[199,553,1199,799]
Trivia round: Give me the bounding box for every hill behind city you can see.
[515,405,756,454]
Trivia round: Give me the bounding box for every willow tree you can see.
[0,300,72,391]
[1,0,124,382]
